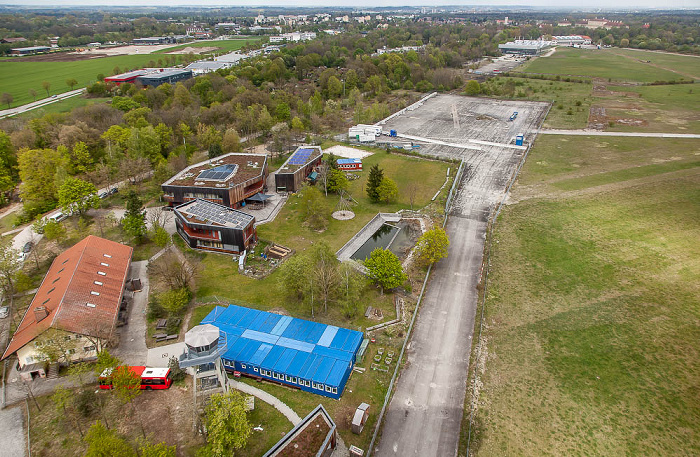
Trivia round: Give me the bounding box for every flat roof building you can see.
[162,152,269,208]
[275,146,323,193]
[104,69,149,86]
[185,61,231,75]
[174,199,256,254]
[202,304,363,399]
[337,158,363,170]
[11,46,51,56]
[136,69,192,87]
[498,40,553,55]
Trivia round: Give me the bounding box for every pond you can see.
[351,221,420,261]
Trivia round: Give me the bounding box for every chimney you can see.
[34,306,49,322]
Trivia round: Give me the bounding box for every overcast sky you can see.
[1,0,699,9]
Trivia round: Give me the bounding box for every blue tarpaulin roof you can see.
[205,304,363,388]
[337,158,362,164]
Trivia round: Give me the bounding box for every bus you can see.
[99,366,173,390]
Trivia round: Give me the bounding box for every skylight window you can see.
[94,281,103,286]
[97,271,106,276]
[90,291,100,296]
[100,262,109,267]
[103,254,112,258]
[86,303,96,308]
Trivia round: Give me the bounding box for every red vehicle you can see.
[99,366,173,390]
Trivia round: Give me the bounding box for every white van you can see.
[48,211,68,223]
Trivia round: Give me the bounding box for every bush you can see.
[75,388,96,417]
[168,356,186,382]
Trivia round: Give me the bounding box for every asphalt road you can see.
[374,95,549,457]
[0,88,85,119]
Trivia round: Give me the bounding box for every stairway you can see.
[47,362,59,379]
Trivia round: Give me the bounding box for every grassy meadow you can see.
[468,135,700,456]
[518,47,686,83]
[155,38,258,55]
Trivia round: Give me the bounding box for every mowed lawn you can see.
[519,47,685,82]
[608,48,700,80]
[470,136,700,456]
[0,54,172,106]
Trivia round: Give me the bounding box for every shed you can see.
[275,146,323,193]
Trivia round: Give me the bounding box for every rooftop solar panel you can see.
[178,199,254,229]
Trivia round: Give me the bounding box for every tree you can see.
[159,287,190,315]
[327,168,348,194]
[377,177,399,203]
[199,390,251,457]
[147,250,198,291]
[415,227,450,266]
[43,220,67,243]
[18,147,62,215]
[364,248,407,294]
[84,421,136,457]
[52,386,84,437]
[366,164,384,202]
[58,177,99,217]
[208,143,223,159]
[310,243,340,314]
[300,186,329,231]
[122,190,146,242]
[140,442,177,457]
[68,141,93,175]
[279,254,311,301]
[0,238,20,301]
[66,78,78,90]
[222,128,241,153]
[35,328,77,365]
[339,262,366,318]
[1,92,12,109]
[0,130,17,202]
[42,81,51,97]
[29,88,37,102]
[112,365,146,438]
[94,349,121,377]
[465,80,481,96]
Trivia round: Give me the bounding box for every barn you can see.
[274,146,323,193]
[162,152,268,209]
[337,158,362,171]
[202,304,363,399]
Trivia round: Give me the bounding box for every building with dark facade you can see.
[11,46,51,56]
[162,153,268,209]
[274,146,323,193]
[136,69,192,87]
[174,199,256,254]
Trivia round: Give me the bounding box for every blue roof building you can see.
[201,305,363,399]
[337,158,363,170]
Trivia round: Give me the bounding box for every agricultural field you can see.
[468,135,700,456]
[518,47,686,83]
[0,54,177,106]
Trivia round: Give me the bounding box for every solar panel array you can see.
[288,148,315,166]
[197,164,238,181]
[181,199,253,229]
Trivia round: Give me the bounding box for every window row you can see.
[224,360,338,394]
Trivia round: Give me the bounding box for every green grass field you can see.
[609,48,700,80]
[1,54,175,107]
[519,47,686,83]
[14,96,111,118]
[468,135,700,456]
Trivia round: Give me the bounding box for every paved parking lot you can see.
[374,95,549,457]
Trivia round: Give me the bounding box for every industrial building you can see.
[1,236,132,380]
[185,61,231,75]
[202,304,364,399]
[174,199,256,254]
[162,152,269,208]
[104,70,149,86]
[274,146,323,193]
[11,46,51,56]
[136,69,193,87]
[132,37,172,45]
[552,35,592,46]
[337,158,363,171]
[498,40,553,56]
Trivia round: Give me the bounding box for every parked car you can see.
[0,306,9,319]
[22,241,32,253]
[17,252,26,262]
[48,211,67,223]
[99,191,109,199]
[109,187,119,195]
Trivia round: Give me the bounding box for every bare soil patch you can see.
[167,46,220,55]
[1,52,108,62]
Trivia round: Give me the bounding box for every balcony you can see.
[179,333,228,369]
[180,224,220,241]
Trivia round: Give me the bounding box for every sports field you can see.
[467,135,700,456]
[519,47,689,83]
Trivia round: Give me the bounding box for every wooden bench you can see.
[165,334,178,341]
[156,319,167,329]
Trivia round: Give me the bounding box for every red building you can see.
[104,70,148,86]
[337,158,363,171]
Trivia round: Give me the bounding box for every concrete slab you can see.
[325,145,375,159]
[146,342,186,367]
[373,95,549,457]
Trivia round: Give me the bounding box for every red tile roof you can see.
[1,235,133,360]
